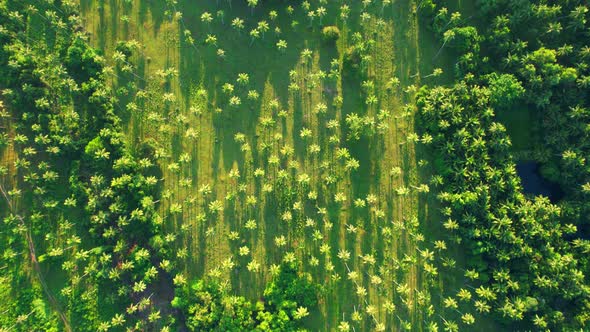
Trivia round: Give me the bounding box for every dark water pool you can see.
[516,161,563,202]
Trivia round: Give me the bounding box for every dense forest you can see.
[0,0,588,331]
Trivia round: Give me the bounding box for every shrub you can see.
[322,26,340,42]
[343,46,361,68]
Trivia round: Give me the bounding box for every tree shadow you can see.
[139,0,167,36]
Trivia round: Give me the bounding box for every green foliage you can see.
[173,263,318,331]
[177,279,256,331]
[65,38,103,83]
[84,136,105,157]
[345,112,375,140]
[2,0,590,331]
[485,73,525,109]
[321,26,341,43]
[445,26,480,54]
[263,262,318,309]
[427,9,590,326]
[418,0,437,18]
[343,32,373,79]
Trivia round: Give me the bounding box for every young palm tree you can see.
[257,21,270,39]
[249,29,260,46]
[340,4,350,22]
[217,10,225,25]
[294,306,310,320]
[277,40,288,52]
[231,17,245,34]
[201,12,213,30]
[424,68,443,78]
[434,29,455,59]
[316,7,327,25]
[307,10,316,27]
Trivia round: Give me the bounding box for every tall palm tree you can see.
[247,0,258,16]
[232,18,245,35]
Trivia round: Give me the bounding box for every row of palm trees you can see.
[45,0,507,331]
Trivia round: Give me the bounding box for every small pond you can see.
[516,161,563,202]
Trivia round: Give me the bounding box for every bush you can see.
[65,38,102,83]
[322,26,340,42]
[343,46,362,72]
[84,136,104,157]
[485,73,525,109]
[418,0,436,17]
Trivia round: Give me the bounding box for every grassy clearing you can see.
[77,0,502,330]
[496,106,535,155]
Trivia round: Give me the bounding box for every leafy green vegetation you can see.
[0,0,589,331]
[417,0,590,329]
[172,262,318,331]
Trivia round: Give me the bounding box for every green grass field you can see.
[72,0,501,330]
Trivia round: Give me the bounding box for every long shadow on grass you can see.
[138,0,167,36]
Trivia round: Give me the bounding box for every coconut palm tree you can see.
[277,40,288,52]
[247,0,258,16]
[232,17,244,34]
[201,12,213,30]
[434,30,455,59]
[249,29,260,46]
[340,4,350,22]
[307,10,316,27]
[316,7,327,25]
[257,20,269,38]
